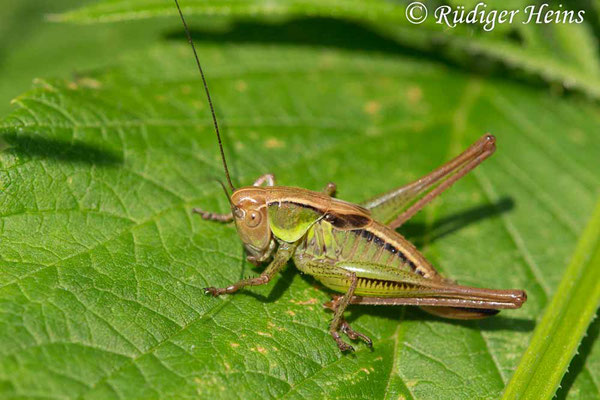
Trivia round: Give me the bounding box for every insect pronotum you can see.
[173,0,527,352]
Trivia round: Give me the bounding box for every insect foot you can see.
[325,297,372,352]
[341,320,373,348]
[330,330,355,352]
[203,286,227,296]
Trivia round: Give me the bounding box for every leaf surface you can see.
[1,11,600,400]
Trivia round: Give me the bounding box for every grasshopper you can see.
[174,0,526,352]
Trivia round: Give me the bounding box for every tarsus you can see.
[173,0,235,192]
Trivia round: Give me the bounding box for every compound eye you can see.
[246,210,262,228]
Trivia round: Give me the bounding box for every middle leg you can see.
[327,272,372,352]
[324,295,373,348]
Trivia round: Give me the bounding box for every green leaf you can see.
[0,0,175,117]
[503,199,600,399]
[50,0,405,23]
[1,28,600,397]
[54,0,600,100]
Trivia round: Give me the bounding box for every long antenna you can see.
[174,0,235,192]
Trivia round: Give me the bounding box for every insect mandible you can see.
[173,0,527,352]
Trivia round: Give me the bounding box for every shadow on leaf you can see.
[166,17,428,59]
[165,17,549,93]
[0,132,123,165]
[345,304,535,333]
[401,197,515,247]
[235,263,297,303]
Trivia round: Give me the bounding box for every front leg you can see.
[322,182,337,196]
[192,208,233,222]
[204,242,296,296]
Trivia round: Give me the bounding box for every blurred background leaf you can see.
[56,0,600,99]
[0,0,599,399]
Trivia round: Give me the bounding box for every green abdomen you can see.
[293,219,439,296]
